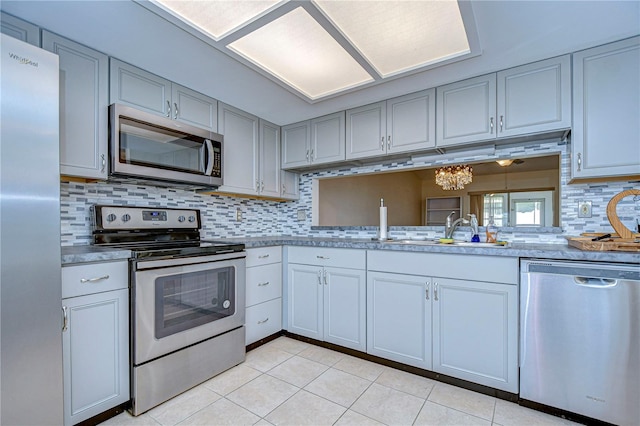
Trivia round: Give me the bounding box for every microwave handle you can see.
[204,139,214,176]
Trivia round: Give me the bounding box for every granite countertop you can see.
[62,245,132,265]
[62,237,639,265]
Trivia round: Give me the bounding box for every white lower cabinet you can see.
[287,247,366,352]
[245,246,282,345]
[367,271,432,369]
[367,250,519,393]
[61,261,129,426]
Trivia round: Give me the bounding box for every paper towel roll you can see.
[379,205,388,240]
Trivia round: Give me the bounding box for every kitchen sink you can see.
[384,239,509,248]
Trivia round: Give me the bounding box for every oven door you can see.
[133,253,245,365]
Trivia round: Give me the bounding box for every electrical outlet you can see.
[297,209,306,221]
[578,200,592,218]
[236,208,242,221]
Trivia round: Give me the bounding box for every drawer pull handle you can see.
[258,254,270,259]
[257,317,269,324]
[316,255,330,259]
[80,275,109,283]
[257,281,270,286]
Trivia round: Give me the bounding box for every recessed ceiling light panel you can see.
[154,0,283,40]
[314,0,471,77]
[228,7,374,99]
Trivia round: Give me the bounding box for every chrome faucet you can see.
[445,211,469,239]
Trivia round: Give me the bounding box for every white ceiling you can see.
[2,1,639,125]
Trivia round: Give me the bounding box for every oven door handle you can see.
[204,139,214,176]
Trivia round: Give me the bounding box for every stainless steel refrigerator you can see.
[1,33,63,425]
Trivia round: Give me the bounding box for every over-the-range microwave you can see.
[108,103,223,189]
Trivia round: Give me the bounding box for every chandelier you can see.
[435,164,473,190]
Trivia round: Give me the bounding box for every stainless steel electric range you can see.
[92,205,246,416]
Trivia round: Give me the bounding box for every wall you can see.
[60,138,639,246]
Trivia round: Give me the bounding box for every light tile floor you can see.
[103,337,580,426]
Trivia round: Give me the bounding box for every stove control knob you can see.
[178,215,186,223]
[188,215,196,223]
[121,214,131,222]
[106,213,117,222]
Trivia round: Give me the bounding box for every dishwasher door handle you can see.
[574,277,618,287]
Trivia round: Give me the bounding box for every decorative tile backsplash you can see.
[61,137,639,246]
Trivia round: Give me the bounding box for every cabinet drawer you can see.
[287,246,365,269]
[246,246,282,267]
[367,251,518,284]
[62,261,128,299]
[246,263,282,307]
[246,298,282,345]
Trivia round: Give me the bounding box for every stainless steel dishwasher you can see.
[520,259,640,425]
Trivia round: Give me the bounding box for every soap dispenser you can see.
[468,214,480,242]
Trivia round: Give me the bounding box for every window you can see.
[512,199,545,226]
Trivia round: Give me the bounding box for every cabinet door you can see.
[324,267,366,352]
[311,112,345,165]
[280,170,300,200]
[259,119,281,197]
[497,55,571,138]
[572,37,640,179]
[281,121,310,169]
[217,103,259,195]
[387,89,436,153]
[367,272,431,369]
[432,278,518,393]
[43,31,109,179]
[436,74,496,147]
[1,12,40,46]
[62,289,129,425]
[346,101,387,160]
[171,83,218,131]
[110,58,171,117]
[287,264,323,340]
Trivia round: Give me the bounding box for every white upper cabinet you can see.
[347,89,436,160]
[280,170,300,200]
[259,119,281,198]
[42,31,109,180]
[571,37,640,180]
[311,112,346,164]
[346,101,386,160]
[437,75,496,147]
[216,103,259,195]
[215,104,284,199]
[281,121,310,169]
[386,90,437,153]
[437,56,570,147]
[282,112,345,169]
[1,12,40,46]
[110,59,218,132]
[171,84,218,132]
[497,55,571,138]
